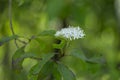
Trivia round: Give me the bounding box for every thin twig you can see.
[9,0,19,48]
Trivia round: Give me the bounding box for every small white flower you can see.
[55,26,85,40]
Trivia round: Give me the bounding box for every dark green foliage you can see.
[12,46,27,80]
[37,61,61,80]
[28,53,54,80]
[57,62,76,80]
[12,46,25,71]
[0,0,120,80]
[70,50,105,64]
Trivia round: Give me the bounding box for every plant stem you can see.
[9,0,19,48]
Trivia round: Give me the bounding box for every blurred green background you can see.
[0,0,120,80]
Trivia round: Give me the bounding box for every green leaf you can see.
[70,50,104,64]
[57,62,76,80]
[12,46,27,79]
[37,61,54,80]
[53,63,62,80]
[30,53,54,74]
[38,61,62,80]
[21,52,42,60]
[12,46,25,71]
[86,57,105,64]
[37,61,62,80]
[38,30,56,36]
[12,46,40,72]
[70,50,87,61]
[0,35,18,46]
[28,53,54,80]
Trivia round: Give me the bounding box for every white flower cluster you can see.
[55,26,85,40]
